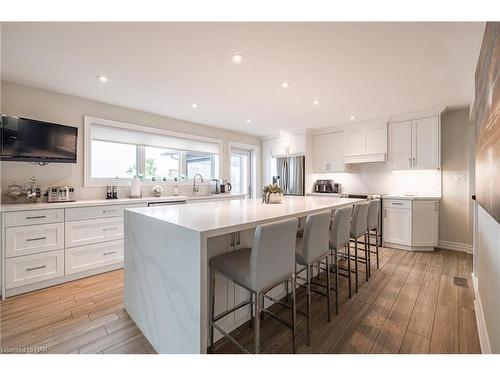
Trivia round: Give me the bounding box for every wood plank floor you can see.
[0,247,481,354]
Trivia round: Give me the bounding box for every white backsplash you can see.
[312,163,442,196]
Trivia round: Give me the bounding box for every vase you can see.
[268,193,283,204]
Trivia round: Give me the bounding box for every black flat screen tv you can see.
[1,115,78,163]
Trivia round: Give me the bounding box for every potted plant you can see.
[152,185,164,197]
[262,183,284,204]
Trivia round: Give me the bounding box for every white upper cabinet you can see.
[388,116,440,170]
[267,134,305,157]
[344,120,387,164]
[313,132,346,173]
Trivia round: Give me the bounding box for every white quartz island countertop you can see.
[127,195,362,236]
[123,195,363,354]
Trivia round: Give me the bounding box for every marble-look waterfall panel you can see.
[124,210,202,354]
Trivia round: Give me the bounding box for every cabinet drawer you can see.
[65,203,146,221]
[6,250,64,289]
[383,199,412,209]
[6,223,64,258]
[65,217,124,248]
[65,240,123,275]
[5,209,64,227]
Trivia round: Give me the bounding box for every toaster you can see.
[47,186,76,202]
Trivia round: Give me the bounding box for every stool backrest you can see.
[367,199,380,231]
[250,217,298,291]
[301,210,332,264]
[351,201,370,238]
[330,205,352,250]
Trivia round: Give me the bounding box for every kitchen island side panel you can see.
[124,210,202,354]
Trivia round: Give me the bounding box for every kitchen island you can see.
[123,195,362,353]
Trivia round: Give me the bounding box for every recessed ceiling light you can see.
[281,81,291,89]
[350,115,356,120]
[191,103,198,109]
[313,99,320,106]
[231,54,244,64]
[246,119,252,123]
[96,75,108,82]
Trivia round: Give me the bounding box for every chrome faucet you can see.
[193,174,204,196]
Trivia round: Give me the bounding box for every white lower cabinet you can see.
[6,222,64,258]
[65,240,124,275]
[65,217,124,248]
[6,250,65,289]
[383,198,439,251]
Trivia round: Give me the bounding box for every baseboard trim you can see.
[438,240,473,254]
[472,273,492,354]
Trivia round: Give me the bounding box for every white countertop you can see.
[0,193,246,212]
[382,194,441,200]
[127,195,363,236]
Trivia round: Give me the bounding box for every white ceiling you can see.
[1,22,485,136]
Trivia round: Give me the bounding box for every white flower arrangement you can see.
[152,185,164,197]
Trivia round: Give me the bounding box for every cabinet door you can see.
[412,116,440,169]
[313,134,331,173]
[383,207,412,245]
[412,201,439,247]
[345,129,366,156]
[271,137,289,157]
[388,121,412,170]
[330,132,346,172]
[261,140,274,185]
[289,135,305,155]
[365,126,387,155]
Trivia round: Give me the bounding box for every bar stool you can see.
[329,205,353,304]
[294,210,332,346]
[349,201,370,292]
[367,199,381,270]
[208,218,298,354]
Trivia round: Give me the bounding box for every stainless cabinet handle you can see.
[26,265,46,271]
[413,157,416,167]
[435,202,439,211]
[103,251,117,255]
[392,202,404,206]
[408,158,411,167]
[26,236,47,242]
[26,215,46,219]
[103,209,118,214]
[230,233,235,247]
[102,227,118,231]
[384,209,387,218]
[236,232,241,246]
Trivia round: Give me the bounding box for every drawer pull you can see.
[103,209,118,214]
[26,215,46,220]
[102,227,118,231]
[26,265,47,271]
[391,202,404,206]
[103,251,117,255]
[26,236,47,242]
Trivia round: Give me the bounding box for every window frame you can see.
[84,116,223,187]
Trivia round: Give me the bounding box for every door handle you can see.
[26,265,46,272]
[103,251,117,255]
[26,237,47,242]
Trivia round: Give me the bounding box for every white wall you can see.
[0,81,261,202]
[476,205,500,353]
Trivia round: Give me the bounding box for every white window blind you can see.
[91,125,220,154]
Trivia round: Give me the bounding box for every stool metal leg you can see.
[254,291,261,354]
[375,229,380,269]
[306,264,312,346]
[249,292,254,328]
[346,242,352,298]
[354,239,359,293]
[285,280,289,302]
[208,267,215,353]
[326,254,332,322]
[364,234,369,280]
[334,248,339,314]
[291,274,297,354]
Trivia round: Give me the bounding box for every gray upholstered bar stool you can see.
[294,210,332,346]
[367,199,381,270]
[349,201,370,292]
[329,205,354,306]
[208,218,298,354]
